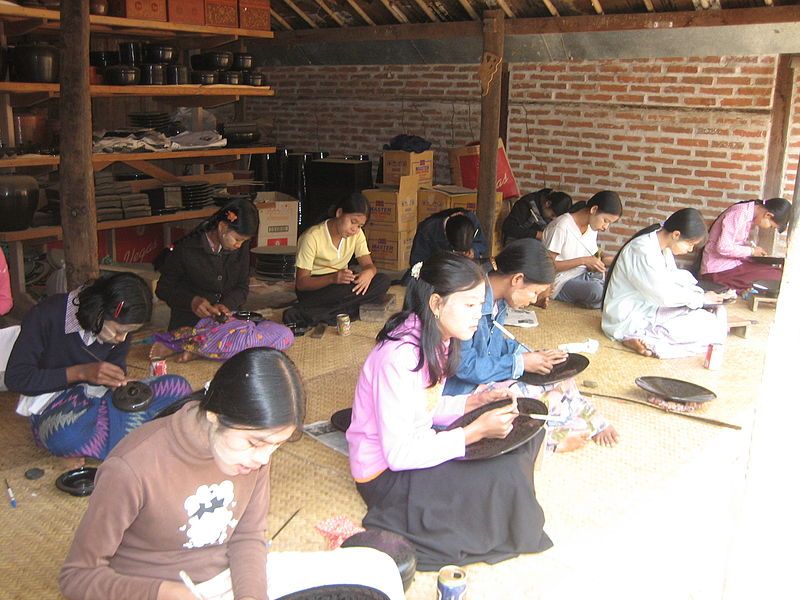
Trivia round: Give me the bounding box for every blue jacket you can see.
[443,277,525,395]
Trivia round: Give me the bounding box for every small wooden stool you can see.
[750,295,778,312]
[727,317,753,338]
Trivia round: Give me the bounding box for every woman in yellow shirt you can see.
[285,193,391,328]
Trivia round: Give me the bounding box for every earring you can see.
[434,312,440,320]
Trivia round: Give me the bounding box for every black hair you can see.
[75,272,152,335]
[200,347,306,437]
[541,190,573,217]
[603,207,707,306]
[334,192,371,220]
[379,252,484,387]
[763,197,791,233]
[569,190,624,216]
[445,214,477,254]
[153,197,259,269]
[491,238,555,285]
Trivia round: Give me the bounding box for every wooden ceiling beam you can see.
[344,0,376,25]
[456,0,480,21]
[642,0,655,12]
[316,0,347,26]
[270,8,294,30]
[379,0,410,23]
[282,0,319,28]
[495,0,515,18]
[541,0,560,17]
[590,0,604,15]
[272,6,800,44]
[412,0,440,22]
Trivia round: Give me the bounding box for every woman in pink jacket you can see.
[700,198,790,292]
[347,252,552,572]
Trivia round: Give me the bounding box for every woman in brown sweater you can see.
[59,347,404,600]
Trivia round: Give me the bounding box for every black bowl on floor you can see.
[635,376,716,403]
[519,353,590,386]
[55,466,97,497]
[342,529,416,591]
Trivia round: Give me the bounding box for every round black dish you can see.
[330,408,352,433]
[634,376,716,403]
[232,311,265,323]
[112,381,154,412]
[519,353,590,386]
[55,466,97,497]
[341,529,416,591]
[446,397,547,461]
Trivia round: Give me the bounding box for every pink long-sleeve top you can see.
[346,314,469,482]
[0,247,12,316]
[701,202,755,275]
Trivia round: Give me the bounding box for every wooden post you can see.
[60,0,98,288]
[477,10,504,254]
[760,54,795,254]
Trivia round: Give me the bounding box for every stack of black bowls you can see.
[189,51,266,86]
[252,246,297,281]
[180,182,214,210]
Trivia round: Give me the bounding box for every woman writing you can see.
[285,193,391,328]
[502,188,573,244]
[603,208,727,358]
[700,197,791,292]
[60,347,405,600]
[444,239,618,450]
[5,273,191,459]
[542,190,623,308]
[156,198,260,330]
[347,252,552,571]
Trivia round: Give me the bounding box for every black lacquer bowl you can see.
[56,466,97,497]
[519,353,590,386]
[635,376,716,403]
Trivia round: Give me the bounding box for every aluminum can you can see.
[437,565,467,600]
[149,359,167,377]
[336,313,351,337]
[704,343,723,370]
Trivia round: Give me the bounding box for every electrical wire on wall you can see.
[450,102,456,147]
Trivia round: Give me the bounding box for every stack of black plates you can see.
[128,112,171,129]
[180,182,214,210]
[252,245,297,281]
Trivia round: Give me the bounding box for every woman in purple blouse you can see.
[346,252,552,571]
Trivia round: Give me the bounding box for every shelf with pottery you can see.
[0,146,276,169]
[0,4,274,40]
[0,82,273,96]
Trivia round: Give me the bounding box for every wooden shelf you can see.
[0,4,273,39]
[0,207,218,243]
[0,82,274,97]
[0,146,276,168]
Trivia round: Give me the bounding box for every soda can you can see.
[704,343,723,370]
[437,565,467,600]
[336,313,351,337]
[149,359,167,377]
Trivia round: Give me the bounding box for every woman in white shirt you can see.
[602,208,727,358]
[542,191,623,308]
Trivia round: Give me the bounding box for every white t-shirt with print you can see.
[542,213,598,296]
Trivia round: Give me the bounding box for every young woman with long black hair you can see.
[286,192,391,328]
[502,188,573,244]
[155,197,261,330]
[5,273,191,459]
[700,197,791,292]
[60,347,405,600]
[542,190,623,308]
[603,208,728,358]
[444,239,618,450]
[347,252,552,571]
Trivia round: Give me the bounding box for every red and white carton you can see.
[704,343,724,370]
[149,359,168,377]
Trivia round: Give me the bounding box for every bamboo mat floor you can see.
[0,288,774,600]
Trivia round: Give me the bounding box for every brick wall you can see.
[249,55,797,251]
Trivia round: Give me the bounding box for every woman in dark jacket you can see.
[155,198,259,330]
[502,188,572,244]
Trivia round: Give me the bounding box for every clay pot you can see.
[232,53,254,71]
[104,65,140,85]
[0,176,39,232]
[13,113,47,148]
[10,42,60,83]
[89,0,109,15]
[139,63,165,85]
[165,65,188,85]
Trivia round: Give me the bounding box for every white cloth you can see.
[0,325,20,392]
[542,213,598,296]
[628,305,727,359]
[602,231,719,356]
[193,547,406,600]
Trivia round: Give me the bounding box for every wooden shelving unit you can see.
[0,4,273,40]
[0,82,274,97]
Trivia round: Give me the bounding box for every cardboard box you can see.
[110,0,168,21]
[449,139,520,200]
[205,0,239,26]
[239,0,270,30]
[364,225,415,271]
[168,0,205,24]
[382,150,433,186]
[254,192,299,247]
[362,175,418,231]
[417,185,503,221]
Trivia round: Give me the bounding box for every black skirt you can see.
[356,430,552,571]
